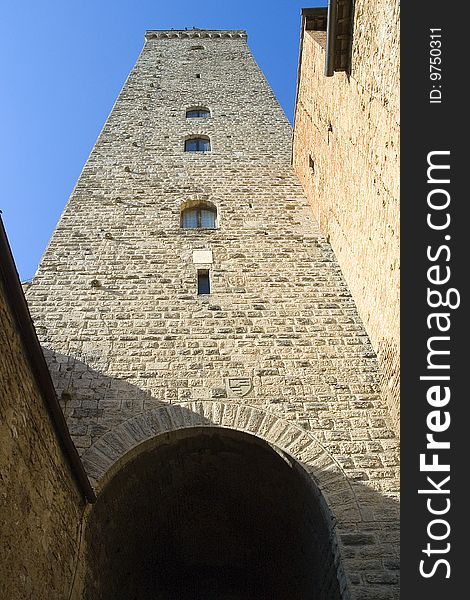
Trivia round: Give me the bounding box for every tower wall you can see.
[25,30,399,598]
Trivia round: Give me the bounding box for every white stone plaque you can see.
[192,250,213,264]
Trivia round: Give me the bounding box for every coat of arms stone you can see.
[225,377,253,398]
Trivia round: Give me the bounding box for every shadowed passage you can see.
[84,428,342,599]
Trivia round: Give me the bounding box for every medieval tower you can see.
[13,29,399,599]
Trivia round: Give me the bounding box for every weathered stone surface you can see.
[0,279,83,599]
[293,0,400,432]
[23,28,399,598]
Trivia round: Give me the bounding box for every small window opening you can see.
[309,156,315,174]
[181,204,217,229]
[191,45,205,50]
[195,73,201,79]
[197,270,210,295]
[186,108,210,119]
[184,137,211,152]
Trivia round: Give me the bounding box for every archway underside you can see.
[84,428,343,600]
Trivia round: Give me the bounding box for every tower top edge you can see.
[144,30,247,41]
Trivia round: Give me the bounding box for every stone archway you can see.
[74,402,364,599]
[80,401,361,528]
[82,426,348,599]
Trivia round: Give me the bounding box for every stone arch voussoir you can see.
[80,401,361,524]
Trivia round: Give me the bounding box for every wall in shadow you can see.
[43,349,398,599]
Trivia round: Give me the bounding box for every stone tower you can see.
[25,30,399,599]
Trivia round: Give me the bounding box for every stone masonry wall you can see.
[293,0,400,432]
[25,31,399,598]
[0,279,83,600]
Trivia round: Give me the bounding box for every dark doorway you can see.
[84,428,343,599]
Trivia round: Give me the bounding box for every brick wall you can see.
[293,1,400,432]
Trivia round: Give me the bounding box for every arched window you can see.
[186,108,210,119]
[181,202,217,229]
[184,137,211,152]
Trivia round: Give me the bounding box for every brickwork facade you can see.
[25,30,399,598]
[293,1,400,431]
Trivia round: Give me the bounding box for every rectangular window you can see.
[186,109,210,119]
[197,270,210,295]
[200,209,216,228]
[185,139,198,152]
[184,138,211,152]
[182,209,198,228]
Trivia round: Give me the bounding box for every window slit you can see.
[197,270,210,295]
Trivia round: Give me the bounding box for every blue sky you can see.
[0,0,325,281]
